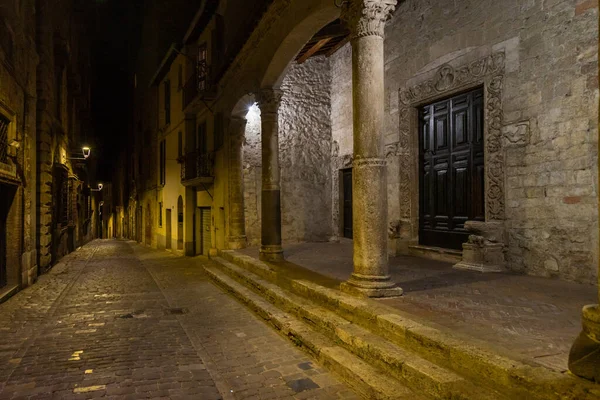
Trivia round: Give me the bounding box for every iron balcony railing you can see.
[182,60,215,110]
[180,151,214,182]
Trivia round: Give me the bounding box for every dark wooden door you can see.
[0,185,7,288]
[165,209,172,250]
[342,168,353,239]
[419,88,485,250]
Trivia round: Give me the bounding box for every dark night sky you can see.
[90,0,145,181]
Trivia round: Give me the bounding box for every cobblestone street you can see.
[0,240,357,400]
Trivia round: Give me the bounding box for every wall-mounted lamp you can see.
[91,183,103,192]
[69,146,92,160]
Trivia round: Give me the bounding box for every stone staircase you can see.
[205,251,600,400]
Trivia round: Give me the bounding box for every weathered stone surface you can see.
[328,0,599,283]
[244,57,333,246]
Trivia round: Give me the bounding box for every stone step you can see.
[211,256,504,400]
[204,265,427,400]
[218,250,600,400]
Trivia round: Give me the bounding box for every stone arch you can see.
[393,51,506,248]
[219,0,339,99]
[260,3,340,88]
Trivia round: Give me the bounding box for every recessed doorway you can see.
[418,87,485,250]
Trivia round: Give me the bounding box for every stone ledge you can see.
[408,244,462,263]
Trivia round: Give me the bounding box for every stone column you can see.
[340,0,402,297]
[257,89,284,262]
[227,116,247,249]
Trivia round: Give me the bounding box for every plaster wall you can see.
[329,0,599,283]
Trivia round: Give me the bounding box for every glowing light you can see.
[246,103,260,121]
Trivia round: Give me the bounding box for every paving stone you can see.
[0,240,358,400]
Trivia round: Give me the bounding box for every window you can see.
[164,80,171,125]
[198,44,208,92]
[213,112,223,151]
[158,202,163,227]
[0,114,9,164]
[197,121,207,154]
[178,131,183,158]
[159,139,166,185]
[178,64,183,89]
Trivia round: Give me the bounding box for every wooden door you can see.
[419,88,485,250]
[200,207,211,255]
[342,169,353,239]
[165,209,172,250]
[0,185,7,288]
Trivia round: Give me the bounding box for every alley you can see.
[0,240,357,400]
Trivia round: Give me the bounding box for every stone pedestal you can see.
[340,0,402,298]
[227,116,247,250]
[569,305,600,381]
[453,221,505,273]
[257,89,284,262]
[454,241,505,273]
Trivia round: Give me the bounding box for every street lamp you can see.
[69,146,91,160]
[91,183,103,192]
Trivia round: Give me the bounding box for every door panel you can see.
[201,208,211,255]
[0,186,7,288]
[342,169,353,239]
[165,209,172,250]
[419,87,485,250]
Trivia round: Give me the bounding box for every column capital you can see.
[257,88,283,118]
[341,0,397,39]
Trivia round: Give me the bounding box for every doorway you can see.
[177,196,183,250]
[195,207,211,255]
[165,209,172,250]
[145,204,151,245]
[342,168,353,239]
[419,87,485,250]
[0,184,14,288]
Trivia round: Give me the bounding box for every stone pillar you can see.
[257,89,284,262]
[227,116,247,249]
[340,0,402,297]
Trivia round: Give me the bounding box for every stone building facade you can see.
[0,0,98,301]
[121,0,600,379]
[0,0,38,297]
[36,0,97,272]
[128,0,598,284]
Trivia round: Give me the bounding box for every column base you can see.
[340,273,403,298]
[569,304,600,382]
[228,235,247,250]
[259,245,284,262]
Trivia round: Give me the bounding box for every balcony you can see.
[182,61,217,111]
[180,151,214,186]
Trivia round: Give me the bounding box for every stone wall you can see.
[329,0,599,283]
[0,0,38,288]
[243,56,333,245]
